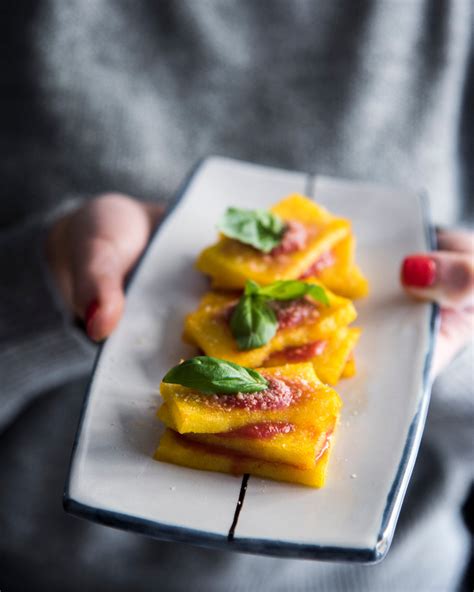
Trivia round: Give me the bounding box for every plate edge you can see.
[370,190,440,562]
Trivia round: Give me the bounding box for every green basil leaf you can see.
[230,294,278,350]
[228,280,329,351]
[250,279,330,306]
[217,207,285,253]
[244,279,261,296]
[162,356,268,394]
[305,284,330,306]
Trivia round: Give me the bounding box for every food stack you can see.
[155,194,368,487]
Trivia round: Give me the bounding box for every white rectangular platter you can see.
[64,156,438,562]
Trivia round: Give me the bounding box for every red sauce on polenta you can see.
[270,220,309,256]
[300,250,335,278]
[270,298,319,329]
[193,375,311,411]
[268,340,327,363]
[216,421,295,439]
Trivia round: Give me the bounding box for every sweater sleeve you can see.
[0,216,95,432]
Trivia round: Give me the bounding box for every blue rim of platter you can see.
[63,157,440,563]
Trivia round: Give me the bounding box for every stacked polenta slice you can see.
[197,194,368,299]
[155,194,368,487]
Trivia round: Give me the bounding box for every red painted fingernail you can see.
[85,299,100,338]
[401,256,436,288]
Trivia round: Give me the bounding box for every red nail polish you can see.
[85,299,100,338]
[401,256,436,288]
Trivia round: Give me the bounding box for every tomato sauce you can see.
[299,250,335,278]
[270,221,310,256]
[216,421,295,439]
[193,375,311,411]
[268,340,327,363]
[270,298,319,329]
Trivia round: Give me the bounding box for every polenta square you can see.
[158,363,342,434]
[197,194,351,289]
[263,327,361,385]
[154,428,334,488]
[183,282,357,368]
[305,235,369,299]
[179,418,336,469]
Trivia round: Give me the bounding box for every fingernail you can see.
[85,299,100,339]
[401,255,436,288]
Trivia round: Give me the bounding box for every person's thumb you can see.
[401,252,474,308]
[73,237,127,342]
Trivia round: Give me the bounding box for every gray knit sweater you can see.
[1,2,473,591]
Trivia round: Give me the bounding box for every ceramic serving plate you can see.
[64,156,438,562]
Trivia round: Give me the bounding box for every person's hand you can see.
[400,229,474,377]
[46,193,164,342]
